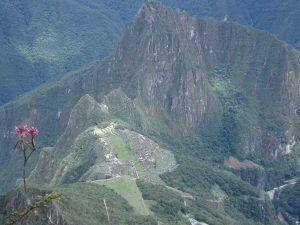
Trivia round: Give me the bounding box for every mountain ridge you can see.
[0,2,300,224]
[2,0,300,108]
[1,1,300,193]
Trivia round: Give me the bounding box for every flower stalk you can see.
[11,124,39,193]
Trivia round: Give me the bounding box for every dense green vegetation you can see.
[0,183,157,225]
[55,183,156,225]
[137,180,189,224]
[94,176,150,215]
[261,144,300,189]
[0,0,128,105]
[274,180,300,224]
[159,156,279,225]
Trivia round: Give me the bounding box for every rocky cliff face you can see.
[2,0,300,106]
[0,189,69,225]
[0,0,299,194]
[114,2,300,157]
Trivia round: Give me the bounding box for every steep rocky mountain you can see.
[1,1,300,224]
[2,0,300,107]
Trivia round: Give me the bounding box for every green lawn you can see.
[93,176,150,215]
[107,135,142,172]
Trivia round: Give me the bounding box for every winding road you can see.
[267,177,299,225]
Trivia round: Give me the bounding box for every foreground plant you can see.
[11,124,39,193]
[3,192,61,225]
[2,125,61,225]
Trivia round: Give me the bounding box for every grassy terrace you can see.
[107,135,142,173]
[93,176,150,215]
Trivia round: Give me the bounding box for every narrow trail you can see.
[184,214,209,225]
[278,212,289,225]
[267,178,299,200]
[165,186,194,200]
[266,177,299,225]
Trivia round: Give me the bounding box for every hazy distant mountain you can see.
[163,0,300,50]
[0,0,139,105]
[1,2,300,224]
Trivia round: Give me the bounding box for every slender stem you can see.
[23,149,27,194]
[25,149,35,165]
[31,136,35,150]
[24,136,36,165]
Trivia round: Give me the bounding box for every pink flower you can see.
[11,124,29,139]
[28,127,39,136]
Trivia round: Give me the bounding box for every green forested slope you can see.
[0,0,125,104]
[1,2,300,224]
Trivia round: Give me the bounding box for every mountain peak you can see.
[136,1,164,16]
[132,0,190,29]
[133,0,165,26]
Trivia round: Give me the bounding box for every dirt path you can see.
[166,186,195,200]
[266,177,299,225]
[267,178,299,200]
